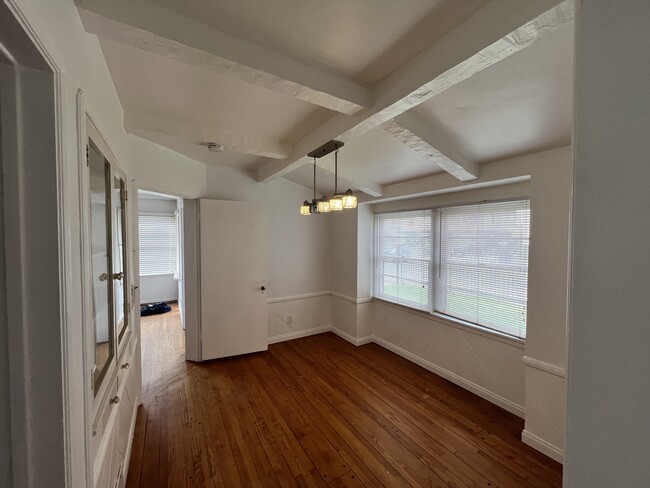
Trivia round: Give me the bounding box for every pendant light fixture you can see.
[328,148,344,211]
[300,157,319,215]
[299,140,357,215]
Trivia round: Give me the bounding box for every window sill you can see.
[371,297,525,349]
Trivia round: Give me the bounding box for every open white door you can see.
[199,199,268,360]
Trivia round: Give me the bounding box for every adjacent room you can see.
[1,1,649,487]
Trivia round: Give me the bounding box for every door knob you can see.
[113,272,124,280]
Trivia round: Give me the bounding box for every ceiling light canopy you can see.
[299,140,357,215]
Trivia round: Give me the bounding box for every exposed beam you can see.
[382,112,479,181]
[318,158,383,198]
[76,0,370,115]
[124,111,291,159]
[257,0,573,183]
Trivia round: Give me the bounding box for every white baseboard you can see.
[522,429,564,463]
[331,327,373,346]
[372,336,526,418]
[268,325,330,344]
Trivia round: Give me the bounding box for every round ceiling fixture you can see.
[207,142,224,152]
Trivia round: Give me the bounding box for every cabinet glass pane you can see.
[88,140,114,394]
[113,174,129,341]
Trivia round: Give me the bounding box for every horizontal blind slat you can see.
[139,214,178,276]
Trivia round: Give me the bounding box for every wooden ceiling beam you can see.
[256,0,573,185]
[76,0,371,115]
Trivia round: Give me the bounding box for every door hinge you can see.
[85,144,89,166]
[125,190,128,201]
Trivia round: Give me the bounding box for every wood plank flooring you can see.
[127,308,562,487]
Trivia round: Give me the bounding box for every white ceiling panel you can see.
[100,39,333,144]
[414,22,574,164]
[131,129,267,171]
[148,0,487,85]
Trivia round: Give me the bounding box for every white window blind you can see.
[375,210,432,311]
[434,200,530,339]
[139,214,178,276]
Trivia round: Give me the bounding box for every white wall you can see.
[129,135,206,198]
[205,165,332,299]
[330,209,358,298]
[565,1,650,485]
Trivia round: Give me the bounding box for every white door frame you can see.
[2,1,85,486]
[133,185,197,360]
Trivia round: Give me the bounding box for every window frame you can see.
[373,197,531,341]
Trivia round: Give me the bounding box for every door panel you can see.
[199,200,268,360]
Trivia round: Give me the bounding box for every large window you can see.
[374,200,530,339]
[139,214,178,276]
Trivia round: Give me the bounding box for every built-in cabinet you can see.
[83,114,140,488]
[92,334,139,488]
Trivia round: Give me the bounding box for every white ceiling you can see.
[89,0,575,198]
[414,22,574,164]
[100,39,333,145]
[148,0,487,85]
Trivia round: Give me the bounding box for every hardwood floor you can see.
[128,309,562,487]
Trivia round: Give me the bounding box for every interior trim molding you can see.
[330,327,373,346]
[267,291,331,304]
[522,429,564,464]
[373,336,526,418]
[523,356,566,378]
[331,291,371,304]
[268,325,331,344]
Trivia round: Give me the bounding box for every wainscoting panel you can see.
[268,293,331,343]
[523,361,566,462]
[372,300,526,416]
[331,294,358,337]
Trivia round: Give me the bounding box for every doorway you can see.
[137,189,185,396]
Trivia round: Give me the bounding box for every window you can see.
[375,210,432,311]
[139,214,178,276]
[374,200,530,339]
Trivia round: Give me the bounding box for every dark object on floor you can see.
[140,302,172,316]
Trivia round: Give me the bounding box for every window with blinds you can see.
[434,200,530,339]
[375,210,432,311]
[374,200,530,339]
[139,214,178,276]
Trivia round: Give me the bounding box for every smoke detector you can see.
[207,142,224,152]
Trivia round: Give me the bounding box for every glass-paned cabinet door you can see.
[112,173,129,342]
[88,140,115,393]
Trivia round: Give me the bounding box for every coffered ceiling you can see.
[76,0,575,199]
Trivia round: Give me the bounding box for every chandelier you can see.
[299,140,357,215]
